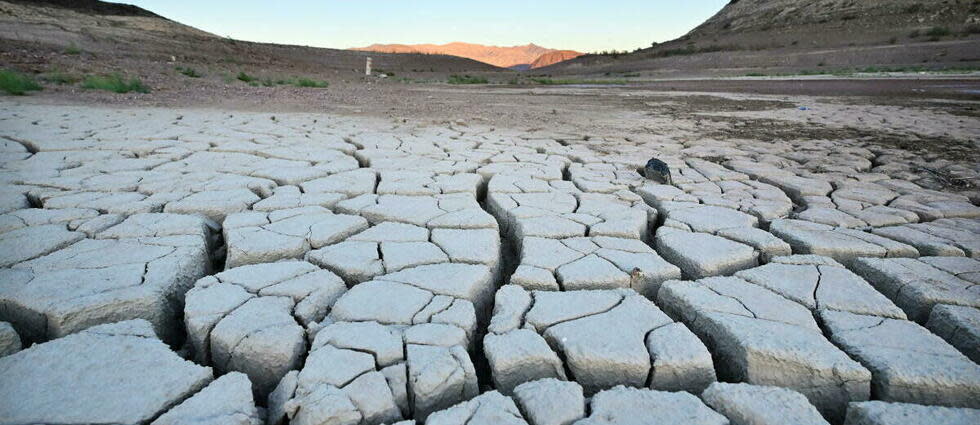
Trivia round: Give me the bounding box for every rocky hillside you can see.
[541,0,980,77]
[682,0,978,48]
[0,0,215,51]
[529,50,583,69]
[353,42,580,69]
[7,0,163,17]
[0,0,497,80]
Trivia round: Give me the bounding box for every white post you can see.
[365,57,372,76]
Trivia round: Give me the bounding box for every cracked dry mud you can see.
[0,101,979,425]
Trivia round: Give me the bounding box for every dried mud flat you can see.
[0,85,979,425]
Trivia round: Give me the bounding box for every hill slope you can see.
[353,42,580,69]
[542,0,980,77]
[683,0,977,48]
[7,0,164,17]
[530,50,583,69]
[0,0,498,78]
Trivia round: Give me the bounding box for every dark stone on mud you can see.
[644,158,673,185]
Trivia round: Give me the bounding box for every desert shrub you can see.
[529,78,628,85]
[647,44,731,58]
[236,71,255,82]
[583,49,628,58]
[294,78,329,88]
[0,69,42,95]
[529,77,559,85]
[81,74,149,93]
[857,66,933,74]
[41,71,81,85]
[64,44,82,55]
[447,75,488,84]
[176,66,201,78]
[926,26,951,37]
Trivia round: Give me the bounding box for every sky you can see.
[118,1,729,52]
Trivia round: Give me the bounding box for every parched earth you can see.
[0,99,979,425]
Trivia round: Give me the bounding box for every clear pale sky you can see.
[117,1,729,52]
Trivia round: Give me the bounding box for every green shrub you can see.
[647,44,730,59]
[176,66,201,78]
[587,49,629,58]
[41,71,81,85]
[529,77,559,85]
[740,65,980,78]
[294,78,329,88]
[0,69,42,95]
[236,71,255,82]
[81,74,149,93]
[926,26,951,37]
[64,44,82,55]
[529,78,628,85]
[447,74,488,84]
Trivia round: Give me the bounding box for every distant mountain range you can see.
[351,42,582,70]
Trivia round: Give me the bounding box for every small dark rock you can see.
[644,158,673,185]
